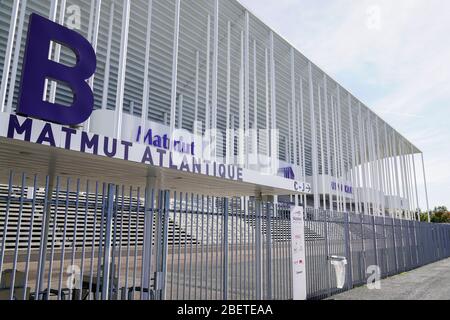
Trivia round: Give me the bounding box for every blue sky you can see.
[239,0,450,210]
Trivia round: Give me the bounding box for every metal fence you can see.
[0,172,449,300]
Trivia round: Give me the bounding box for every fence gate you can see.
[0,171,297,300]
[2,171,450,300]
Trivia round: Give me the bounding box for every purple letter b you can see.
[17,13,96,125]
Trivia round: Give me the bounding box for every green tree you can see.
[418,206,450,223]
[431,206,450,223]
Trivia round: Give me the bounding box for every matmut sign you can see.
[4,13,311,194]
[0,113,310,193]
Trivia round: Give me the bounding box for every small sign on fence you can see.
[290,206,307,300]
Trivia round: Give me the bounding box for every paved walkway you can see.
[330,258,450,300]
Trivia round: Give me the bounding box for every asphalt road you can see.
[329,257,450,300]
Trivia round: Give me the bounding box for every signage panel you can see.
[290,205,307,300]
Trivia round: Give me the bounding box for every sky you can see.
[239,0,450,210]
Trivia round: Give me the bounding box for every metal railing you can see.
[0,172,449,300]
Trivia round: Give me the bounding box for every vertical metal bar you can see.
[323,210,331,297]
[188,193,194,300]
[47,176,61,300]
[170,191,177,299]
[95,184,107,300]
[146,189,155,300]
[23,175,38,300]
[131,188,141,298]
[124,187,132,300]
[266,202,272,300]
[0,172,13,294]
[223,198,229,300]
[194,194,200,300]
[9,173,26,300]
[57,178,70,299]
[110,185,119,300]
[69,180,81,300]
[210,197,215,299]
[101,184,115,300]
[78,181,90,300]
[372,215,379,271]
[239,198,243,300]
[183,193,189,300]
[216,197,220,300]
[199,195,205,300]
[176,193,183,299]
[161,190,171,300]
[205,196,211,299]
[35,176,50,300]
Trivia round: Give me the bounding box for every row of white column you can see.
[0,0,431,221]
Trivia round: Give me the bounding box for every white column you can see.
[265,48,270,159]
[253,40,259,156]
[347,95,359,214]
[299,80,307,207]
[84,0,102,131]
[100,2,115,111]
[114,0,131,139]
[269,32,277,174]
[225,22,231,163]
[308,62,319,209]
[168,0,181,144]
[0,0,21,112]
[49,0,67,103]
[411,146,420,220]
[212,0,219,158]
[318,87,326,209]
[324,76,333,211]
[290,48,298,167]
[140,0,154,134]
[177,94,183,129]
[6,0,28,113]
[204,15,211,137]
[238,31,245,166]
[194,50,200,135]
[244,11,250,168]
[421,153,431,222]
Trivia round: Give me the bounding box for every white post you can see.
[84,0,102,131]
[204,15,211,137]
[6,0,28,114]
[177,94,183,129]
[308,62,319,209]
[421,153,431,222]
[244,11,250,168]
[100,2,115,111]
[168,0,181,146]
[225,21,231,163]
[0,0,21,112]
[324,76,333,211]
[194,50,200,135]
[269,32,277,175]
[114,0,131,139]
[253,40,259,157]
[140,0,154,134]
[212,0,219,158]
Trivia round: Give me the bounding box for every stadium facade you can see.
[0,0,430,220]
[0,0,448,303]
